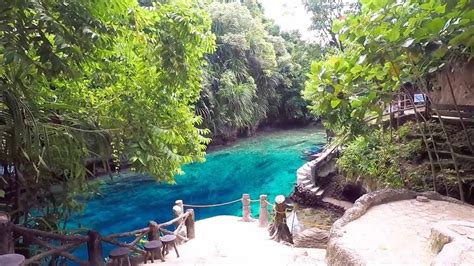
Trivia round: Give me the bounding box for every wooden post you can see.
[87,230,104,266]
[258,195,268,227]
[185,209,195,239]
[173,200,187,244]
[172,201,184,226]
[148,221,159,241]
[241,194,252,222]
[0,212,13,254]
[174,200,183,212]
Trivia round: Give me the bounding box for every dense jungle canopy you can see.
[0,0,322,226]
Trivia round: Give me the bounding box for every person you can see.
[326,128,335,143]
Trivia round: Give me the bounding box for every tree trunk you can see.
[0,212,13,254]
[268,202,293,244]
[403,89,437,190]
[445,70,473,154]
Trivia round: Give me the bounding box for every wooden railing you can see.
[0,206,195,265]
[432,103,474,121]
[0,193,275,265]
[11,225,89,265]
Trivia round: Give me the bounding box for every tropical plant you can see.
[303,0,359,49]
[304,0,474,200]
[0,0,215,225]
[198,2,322,141]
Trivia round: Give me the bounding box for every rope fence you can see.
[265,200,275,207]
[175,193,291,228]
[1,193,294,265]
[182,198,242,208]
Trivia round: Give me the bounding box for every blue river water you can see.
[69,127,325,261]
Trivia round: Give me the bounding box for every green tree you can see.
[1,0,214,225]
[303,0,359,49]
[198,2,277,138]
[198,2,322,141]
[303,0,473,200]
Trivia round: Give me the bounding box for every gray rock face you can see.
[416,195,429,202]
[430,220,474,266]
[326,189,467,266]
[294,228,329,249]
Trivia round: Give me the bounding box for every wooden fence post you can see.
[174,200,183,212]
[185,209,195,239]
[259,195,268,227]
[241,194,252,222]
[0,212,13,254]
[172,200,184,226]
[148,221,159,241]
[87,230,104,266]
[173,200,187,244]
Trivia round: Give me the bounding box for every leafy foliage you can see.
[304,0,473,195]
[198,1,322,140]
[1,0,214,224]
[337,125,420,190]
[304,0,473,136]
[303,0,359,48]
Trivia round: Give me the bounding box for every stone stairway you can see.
[296,161,325,197]
[293,143,342,206]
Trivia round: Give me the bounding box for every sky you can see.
[257,0,317,41]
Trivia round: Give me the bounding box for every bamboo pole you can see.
[406,53,465,201]
[445,70,474,154]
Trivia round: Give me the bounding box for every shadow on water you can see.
[69,127,325,262]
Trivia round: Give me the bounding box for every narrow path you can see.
[321,197,353,211]
[142,216,326,265]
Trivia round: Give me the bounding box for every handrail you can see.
[158,211,189,227]
[101,234,146,255]
[12,224,89,242]
[104,227,149,239]
[3,193,279,264]
[23,241,85,265]
[182,198,242,208]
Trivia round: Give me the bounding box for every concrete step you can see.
[297,172,310,179]
[310,186,320,193]
[302,164,312,171]
[300,179,312,186]
[297,174,310,182]
[297,168,309,175]
[304,184,315,190]
[316,189,325,197]
[297,174,310,180]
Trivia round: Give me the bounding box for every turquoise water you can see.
[70,127,325,260]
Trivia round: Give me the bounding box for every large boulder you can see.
[294,227,329,249]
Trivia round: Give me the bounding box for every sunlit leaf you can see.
[402,38,415,48]
[331,98,341,108]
